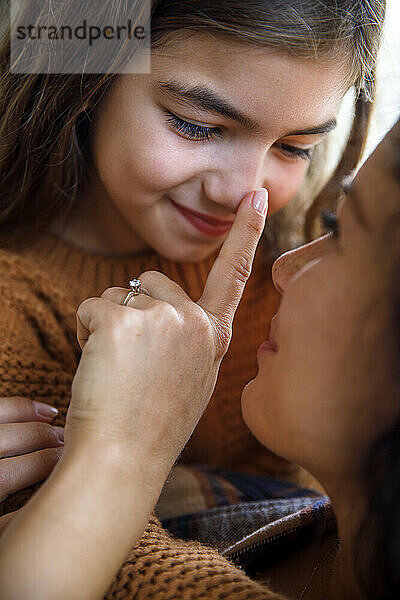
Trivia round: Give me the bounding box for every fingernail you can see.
[53,426,64,444]
[33,401,59,418]
[251,188,268,216]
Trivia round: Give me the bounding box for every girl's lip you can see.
[170,199,234,225]
[169,198,234,237]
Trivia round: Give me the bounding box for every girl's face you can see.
[78,32,348,260]
[241,123,400,487]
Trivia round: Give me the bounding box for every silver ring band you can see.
[122,290,136,306]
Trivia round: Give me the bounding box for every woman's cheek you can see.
[266,160,310,214]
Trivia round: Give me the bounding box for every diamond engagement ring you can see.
[122,278,146,306]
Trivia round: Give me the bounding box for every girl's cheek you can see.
[266,161,310,214]
[134,144,200,191]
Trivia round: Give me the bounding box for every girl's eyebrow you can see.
[154,78,260,133]
[153,78,337,137]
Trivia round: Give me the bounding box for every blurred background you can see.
[364,0,400,160]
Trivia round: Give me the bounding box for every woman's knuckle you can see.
[140,269,156,278]
[247,216,264,237]
[138,270,159,285]
[189,306,209,333]
[8,397,35,420]
[42,422,58,440]
[32,421,47,438]
[165,303,180,320]
[100,287,118,300]
[36,449,52,471]
[232,252,253,284]
[23,397,37,411]
[216,323,232,357]
[77,296,94,313]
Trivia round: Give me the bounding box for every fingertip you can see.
[251,187,268,217]
[32,401,59,420]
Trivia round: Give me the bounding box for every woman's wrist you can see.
[0,435,168,600]
[64,430,174,493]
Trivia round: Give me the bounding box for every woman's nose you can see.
[272,234,330,295]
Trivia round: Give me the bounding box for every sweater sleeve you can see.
[0,258,79,515]
[105,515,286,600]
[0,298,75,409]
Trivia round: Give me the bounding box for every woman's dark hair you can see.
[0,0,386,252]
[356,121,400,599]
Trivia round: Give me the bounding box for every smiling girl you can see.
[0,0,385,524]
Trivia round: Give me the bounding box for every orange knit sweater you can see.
[0,231,295,598]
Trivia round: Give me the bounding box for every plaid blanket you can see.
[156,465,336,572]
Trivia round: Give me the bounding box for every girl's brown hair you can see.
[0,0,386,253]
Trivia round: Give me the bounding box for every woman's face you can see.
[81,32,348,260]
[241,123,400,485]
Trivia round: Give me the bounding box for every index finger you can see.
[197,188,268,325]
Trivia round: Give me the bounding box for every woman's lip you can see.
[257,340,278,355]
[257,317,278,355]
[169,198,234,237]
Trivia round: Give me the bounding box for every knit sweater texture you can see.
[0,231,296,598]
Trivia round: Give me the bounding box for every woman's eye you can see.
[320,210,340,238]
[274,142,312,161]
[164,110,223,142]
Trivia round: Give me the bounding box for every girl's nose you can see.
[272,234,331,295]
[203,142,269,212]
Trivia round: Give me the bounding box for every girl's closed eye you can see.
[164,109,314,162]
[274,142,313,162]
[163,109,223,142]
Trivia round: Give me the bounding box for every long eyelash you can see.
[275,142,312,161]
[164,110,223,142]
[320,210,339,237]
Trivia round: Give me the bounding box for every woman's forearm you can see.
[0,440,166,600]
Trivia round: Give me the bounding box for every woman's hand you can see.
[0,191,267,600]
[66,189,268,476]
[0,396,64,533]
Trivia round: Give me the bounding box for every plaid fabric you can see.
[157,465,335,569]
